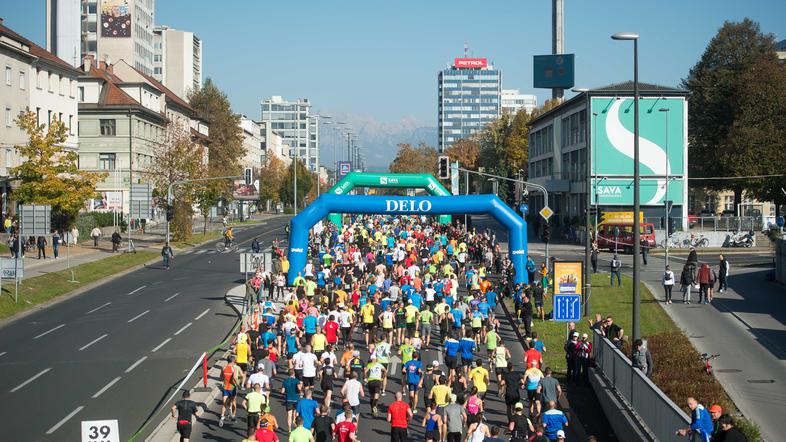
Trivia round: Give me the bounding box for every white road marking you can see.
[194,309,210,320]
[79,334,108,351]
[174,322,192,335]
[125,356,147,373]
[127,310,150,323]
[46,405,84,434]
[92,376,122,398]
[85,302,111,315]
[34,324,65,340]
[180,250,193,255]
[152,338,171,352]
[10,367,52,392]
[127,285,147,295]
[0,351,6,357]
[195,250,207,255]
[164,292,180,302]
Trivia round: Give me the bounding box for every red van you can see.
[596,222,656,253]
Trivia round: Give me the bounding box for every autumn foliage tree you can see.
[388,143,439,175]
[11,111,104,228]
[258,155,287,205]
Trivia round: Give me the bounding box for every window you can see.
[78,86,85,101]
[5,66,11,85]
[68,115,73,135]
[98,153,116,170]
[48,72,54,92]
[59,75,64,95]
[35,68,41,89]
[5,106,11,126]
[19,71,25,90]
[5,148,11,168]
[723,195,734,212]
[100,119,116,136]
[36,107,41,126]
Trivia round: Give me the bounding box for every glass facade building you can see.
[260,96,319,172]
[438,58,501,151]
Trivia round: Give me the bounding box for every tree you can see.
[258,155,287,205]
[144,122,207,240]
[682,18,779,213]
[188,78,245,181]
[443,137,480,170]
[280,160,313,210]
[11,111,104,228]
[388,143,439,175]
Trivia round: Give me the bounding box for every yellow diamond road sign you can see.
[539,206,554,221]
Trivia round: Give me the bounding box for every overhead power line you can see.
[689,174,786,180]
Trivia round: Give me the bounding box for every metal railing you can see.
[593,329,690,441]
[643,216,764,232]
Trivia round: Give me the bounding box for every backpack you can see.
[664,271,672,281]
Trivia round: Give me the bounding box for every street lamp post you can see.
[611,31,641,342]
[659,107,670,269]
[573,87,592,318]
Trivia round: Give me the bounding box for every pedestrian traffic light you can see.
[244,167,253,186]
[543,221,551,243]
[166,204,174,221]
[438,155,450,179]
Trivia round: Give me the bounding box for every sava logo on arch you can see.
[598,186,623,196]
[385,199,433,212]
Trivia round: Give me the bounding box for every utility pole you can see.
[552,0,564,101]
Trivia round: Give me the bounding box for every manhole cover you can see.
[747,379,776,384]
[716,369,742,373]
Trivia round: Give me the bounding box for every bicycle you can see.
[215,239,239,253]
[700,353,720,375]
[684,235,710,248]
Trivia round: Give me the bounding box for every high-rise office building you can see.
[438,57,501,151]
[46,0,156,74]
[260,96,320,172]
[152,26,202,98]
[501,89,537,116]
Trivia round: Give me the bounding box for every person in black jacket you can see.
[251,237,261,253]
[36,235,47,259]
[714,414,748,442]
[111,231,122,252]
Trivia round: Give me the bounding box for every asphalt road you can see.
[189,288,579,441]
[0,215,290,441]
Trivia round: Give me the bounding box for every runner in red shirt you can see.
[387,391,413,442]
[324,316,340,345]
[255,418,279,442]
[525,344,543,369]
[335,409,358,442]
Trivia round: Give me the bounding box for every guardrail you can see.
[592,329,690,441]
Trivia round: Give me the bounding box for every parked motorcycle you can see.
[728,230,754,248]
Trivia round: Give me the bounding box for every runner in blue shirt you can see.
[295,390,319,429]
[444,335,460,379]
[403,352,423,411]
[450,304,464,333]
[409,291,423,309]
[459,332,476,377]
[281,369,302,431]
[303,314,318,339]
[485,290,497,310]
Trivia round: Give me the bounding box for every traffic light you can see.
[166,204,174,221]
[438,155,450,179]
[543,221,551,243]
[244,167,253,186]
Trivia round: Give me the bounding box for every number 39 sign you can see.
[81,420,119,442]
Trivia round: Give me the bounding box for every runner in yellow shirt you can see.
[360,302,376,346]
[468,359,489,397]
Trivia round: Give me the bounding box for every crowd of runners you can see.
[175,214,579,442]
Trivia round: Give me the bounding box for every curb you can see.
[144,285,244,442]
[499,298,591,442]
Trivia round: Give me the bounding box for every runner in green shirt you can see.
[365,355,387,416]
[290,417,314,442]
[485,328,499,359]
[399,337,415,365]
[420,307,434,347]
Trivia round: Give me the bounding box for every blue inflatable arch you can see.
[286,193,528,285]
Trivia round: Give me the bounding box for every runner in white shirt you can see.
[298,345,319,391]
[246,367,270,398]
[341,372,364,418]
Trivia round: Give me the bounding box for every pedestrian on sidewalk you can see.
[162,242,174,270]
[717,255,729,293]
[680,262,697,304]
[252,237,261,253]
[91,226,102,247]
[590,242,598,273]
[697,263,712,304]
[610,254,622,287]
[663,265,675,304]
[36,235,47,259]
[52,230,60,259]
[111,230,121,253]
[640,238,649,265]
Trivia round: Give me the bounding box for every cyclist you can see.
[224,227,234,247]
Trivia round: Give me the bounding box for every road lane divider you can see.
[46,405,84,434]
[174,322,192,335]
[92,376,122,398]
[127,309,150,323]
[164,292,180,302]
[34,323,65,339]
[151,338,171,352]
[127,285,147,296]
[79,334,108,351]
[125,356,147,373]
[194,308,210,320]
[10,367,52,392]
[85,302,111,315]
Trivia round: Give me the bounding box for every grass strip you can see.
[0,251,157,319]
[511,273,760,439]
[170,231,222,249]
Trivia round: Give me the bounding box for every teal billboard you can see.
[591,178,684,205]
[591,97,686,176]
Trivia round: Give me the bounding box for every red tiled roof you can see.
[190,127,210,143]
[135,68,194,113]
[0,20,81,74]
[88,66,140,106]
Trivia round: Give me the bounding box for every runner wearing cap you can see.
[508,402,535,442]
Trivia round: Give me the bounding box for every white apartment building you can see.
[46,0,156,74]
[152,26,202,99]
[260,96,319,171]
[259,121,291,167]
[1,18,81,218]
[239,116,264,170]
[501,89,537,116]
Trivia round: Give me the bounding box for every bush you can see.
[75,213,127,242]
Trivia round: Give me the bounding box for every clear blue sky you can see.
[2,0,784,127]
